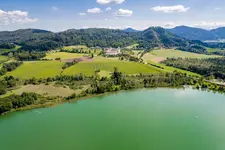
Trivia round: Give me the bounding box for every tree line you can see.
[1,68,225,114]
[162,57,225,80]
[0,62,23,76]
[2,51,46,61]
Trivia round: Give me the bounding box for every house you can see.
[104,48,121,55]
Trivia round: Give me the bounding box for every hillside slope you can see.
[0,27,201,51]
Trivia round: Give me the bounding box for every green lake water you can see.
[0,88,225,150]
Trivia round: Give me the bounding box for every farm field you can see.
[62,45,88,50]
[0,55,7,61]
[0,45,20,54]
[4,61,64,79]
[148,61,200,76]
[12,84,75,97]
[151,49,220,59]
[63,58,162,76]
[61,45,102,55]
[44,52,84,60]
[3,56,163,79]
[143,49,221,63]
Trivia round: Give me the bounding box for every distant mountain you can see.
[124,28,139,33]
[138,27,189,49]
[0,27,203,51]
[167,26,219,41]
[211,27,225,39]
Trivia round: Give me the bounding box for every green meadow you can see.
[148,61,200,76]
[44,52,84,60]
[63,58,162,76]
[3,56,162,79]
[62,45,88,50]
[4,61,64,79]
[150,49,220,58]
[0,45,20,54]
[0,55,7,61]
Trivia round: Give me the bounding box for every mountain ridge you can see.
[0,27,208,51]
[167,26,225,41]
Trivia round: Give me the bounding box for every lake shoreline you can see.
[0,86,186,116]
[1,85,225,116]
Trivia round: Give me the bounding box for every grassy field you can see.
[61,45,102,55]
[0,45,20,54]
[143,49,221,63]
[4,61,64,79]
[148,61,200,76]
[151,49,220,58]
[62,45,88,50]
[13,84,75,97]
[44,52,84,60]
[2,56,162,79]
[126,44,139,49]
[63,57,162,76]
[1,84,90,98]
[0,55,7,61]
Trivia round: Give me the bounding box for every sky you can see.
[0,0,225,32]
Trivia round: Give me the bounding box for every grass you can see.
[150,49,220,59]
[62,45,88,50]
[44,52,84,60]
[61,45,102,56]
[1,84,90,98]
[0,55,7,61]
[206,48,220,53]
[148,61,200,76]
[126,44,139,49]
[13,84,75,97]
[63,57,162,76]
[3,56,162,79]
[4,61,64,79]
[0,45,20,54]
[143,49,221,63]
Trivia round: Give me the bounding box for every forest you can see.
[0,27,216,53]
[162,57,225,80]
[2,51,46,61]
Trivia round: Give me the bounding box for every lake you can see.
[0,88,225,150]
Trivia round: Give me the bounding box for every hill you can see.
[138,27,189,49]
[124,28,139,33]
[168,26,225,41]
[0,27,205,51]
[211,27,225,39]
[167,26,218,41]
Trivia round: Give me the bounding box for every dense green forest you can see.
[162,57,225,80]
[0,27,212,52]
[2,51,46,61]
[0,43,16,49]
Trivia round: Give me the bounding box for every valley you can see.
[0,27,225,115]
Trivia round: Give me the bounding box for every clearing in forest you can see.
[143,49,221,63]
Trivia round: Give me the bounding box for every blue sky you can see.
[0,0,225,31]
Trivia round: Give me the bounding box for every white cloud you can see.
[115,9,133,17]
[78,13,86,16]
[87,8,101,13]
[0,9,38,25]
[106,7,112,12]
[151,5,190,13]
[214,7,221,11]
[52,6,59,11]
[97,0,125,5]
[193,21,225,29]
